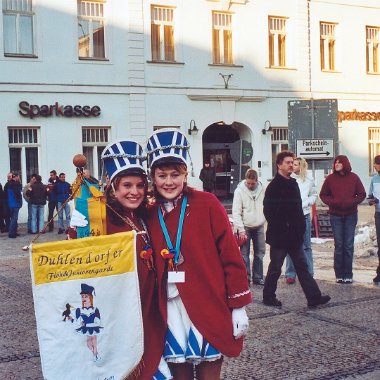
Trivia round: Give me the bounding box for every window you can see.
[2,0,34,56]
[82,127,110,179]
[268,17,287,68]
[77,0,105,59]
[320,22,336,71]
[212,12,233,65]
[8,127,39,183]
[151,5,175,62]
[369,127,380,174]
[271,127,288,177]
[366,26,380,74]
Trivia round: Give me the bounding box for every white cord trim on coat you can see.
[228,289,251,299]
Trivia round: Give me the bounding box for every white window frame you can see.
[8,127,40,183]
[212,11,233,65]
[268,16,287,68]
[82,127,110,179]
[271,127,289,177]
[320,22,337,71]
[2,0,35,56]
[77,0,106,60]
[150,5,175,62]
[369,127,380,175]
[366,26,380,74]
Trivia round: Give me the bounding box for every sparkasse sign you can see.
[296,139,334,159]
[19,101,101,119]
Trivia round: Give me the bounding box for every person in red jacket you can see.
[100,139,171,380]
[146,129,251,380]
[320,155,366,284]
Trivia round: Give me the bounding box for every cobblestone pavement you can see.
[0,206,379,379]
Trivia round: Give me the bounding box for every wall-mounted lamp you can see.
[188,119,199,136]
[262,120,273,135]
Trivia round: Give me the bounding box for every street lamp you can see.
[188,119,199,136]
[262,120,273,135]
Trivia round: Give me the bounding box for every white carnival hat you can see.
[101,139,146,182]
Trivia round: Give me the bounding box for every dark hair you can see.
[276,150,295,166]
[59,173,65,177]
[333,155,352,174]
[106,172,148,226]
[374,155,380,165]
[50,170,57,175]
[35,174,42,183]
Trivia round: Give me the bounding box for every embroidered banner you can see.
[30,231,143,380]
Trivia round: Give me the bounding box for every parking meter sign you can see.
[296,139,334,159]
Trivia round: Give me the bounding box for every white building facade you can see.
[1,0,380,221]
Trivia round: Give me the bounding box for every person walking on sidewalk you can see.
[285,157,317,284]
[263,151,330,308]
[320,155,366,284]
[365,155,380,285]
[55,173,72,234]
[232,168,266,285]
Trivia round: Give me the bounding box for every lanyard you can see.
[158,196,187,265]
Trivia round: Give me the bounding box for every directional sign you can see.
[296,139,334,159]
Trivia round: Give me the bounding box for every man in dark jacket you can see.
[47,170,58,232]
[263,151,330,308]
[55,173,72,234]
[199,161,216,193]
[26,174,48,234]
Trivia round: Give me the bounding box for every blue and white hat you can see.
[101,139,146,182]
[80,283,95,295]
[146,128,190,168]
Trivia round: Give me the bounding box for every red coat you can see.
[147,188,252,357]
[107,214,166,380]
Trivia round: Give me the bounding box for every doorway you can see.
[202,122,252,200]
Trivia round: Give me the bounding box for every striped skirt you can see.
[163,295,222,365]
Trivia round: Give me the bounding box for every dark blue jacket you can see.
[55,181,72,203]
[7,180,22,209]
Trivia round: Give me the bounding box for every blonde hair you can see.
[295,157,308,182]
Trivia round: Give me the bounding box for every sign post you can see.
[296,138,334,159]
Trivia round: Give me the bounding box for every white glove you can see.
[232,307,249,339]
[70,209,88,228]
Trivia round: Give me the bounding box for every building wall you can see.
[1,0,380,222]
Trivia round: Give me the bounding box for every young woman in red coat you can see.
[101,140,171,380]
[146,129,252,380]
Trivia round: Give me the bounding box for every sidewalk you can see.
[0,206,379,379]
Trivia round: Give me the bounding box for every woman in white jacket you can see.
[285,157,317,284]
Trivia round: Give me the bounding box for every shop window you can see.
[8,127,39,183]
[151,5,175,62]
[82,127,110,180]
[77,0,105,59]
[369,127,380,175]
[268,16,287,68]
[320,22,336,71]
[2,0,35,57]
[271,127,288,177]
[366,26,380,74]
[212,11,233,65]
